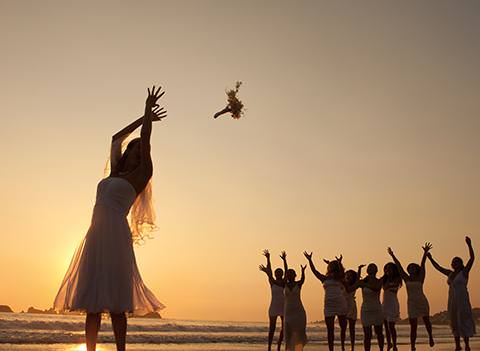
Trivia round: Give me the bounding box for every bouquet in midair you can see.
[214,81,245,119]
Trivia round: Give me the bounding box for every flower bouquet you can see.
[214,81,245,119]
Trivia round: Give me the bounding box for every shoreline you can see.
[0,340,479,351]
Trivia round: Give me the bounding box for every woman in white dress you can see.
[304,252,347,351]
[53,87,166,351]
[259,249,285,351]
[354,264,384,351]
[427,236,475,351]
[344,266,364,351]
[388,244,434,351]
[281,252,307,351]
[381,262,402,351]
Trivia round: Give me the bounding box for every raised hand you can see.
[387,247,394,256]
[323,259,330,264]
[303,251,313,261]
[259,264,268,273]
[335,254,343,262]
[152,106,167,121]
[466,236,472,246]
[301,264,307,272]
[146,86,165,110]
[280,251,287,261]
[262,249,270,258]
[358,264,366,270]
[422,242,433,253]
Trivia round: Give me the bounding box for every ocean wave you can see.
[0,315,453,345]
[0,330,321,344]
[0,319,271,333]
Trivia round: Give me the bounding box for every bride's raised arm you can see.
[110,103,166,173]
[112,106,166,142]
[138,86,165,179]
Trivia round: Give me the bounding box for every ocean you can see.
[0,312,474,351]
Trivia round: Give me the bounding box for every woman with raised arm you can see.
[427,236,475,351]
[353,263,384,351]
[304,252,347,351]
[344,264,364,351]
[259,249,285,351]
[387,244,434,351]
[282,252,308,351]
[53,87,166,351]
[381,263,402,351]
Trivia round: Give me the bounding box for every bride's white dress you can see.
[53,176,164,315]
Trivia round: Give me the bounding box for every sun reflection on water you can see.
[68,345,87,351]
[68,344,105,351]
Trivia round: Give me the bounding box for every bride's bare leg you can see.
[111,312,127,351]
[86,313,101,351]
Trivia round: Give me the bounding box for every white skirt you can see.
[382,289,400,322]
[53,205,164,315]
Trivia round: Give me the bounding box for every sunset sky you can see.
[1,1,479,322]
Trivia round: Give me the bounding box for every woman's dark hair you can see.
[113,138,141,175]
[451,256,464,269]
[382,262,402,287]
[286,268,297,281]
[364,263,378,283]
[327,260,345,280]
[367,263,378,273]
[345,269,358,285]
[407,263,421,276]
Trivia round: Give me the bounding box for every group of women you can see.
[260,236,475,351]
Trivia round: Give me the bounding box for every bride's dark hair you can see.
[106,137,157,244]
[113,138,141,175]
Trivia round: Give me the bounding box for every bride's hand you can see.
[146,86,165,110]
[152,105,167,121]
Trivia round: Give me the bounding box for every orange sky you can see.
[0,1,479,322]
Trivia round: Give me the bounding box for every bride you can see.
[54,86,167,351]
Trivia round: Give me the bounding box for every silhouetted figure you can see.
[259,249,285,351]
[53,87,167,351]
[381,263,402,351]
[344,266,363,351]
[387,244,434,351]
[304,252,347,351]
[427,236,475,351]
[281,251,308,351]
[354,263,385,351]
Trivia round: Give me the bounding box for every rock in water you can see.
[0,305,14,313]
